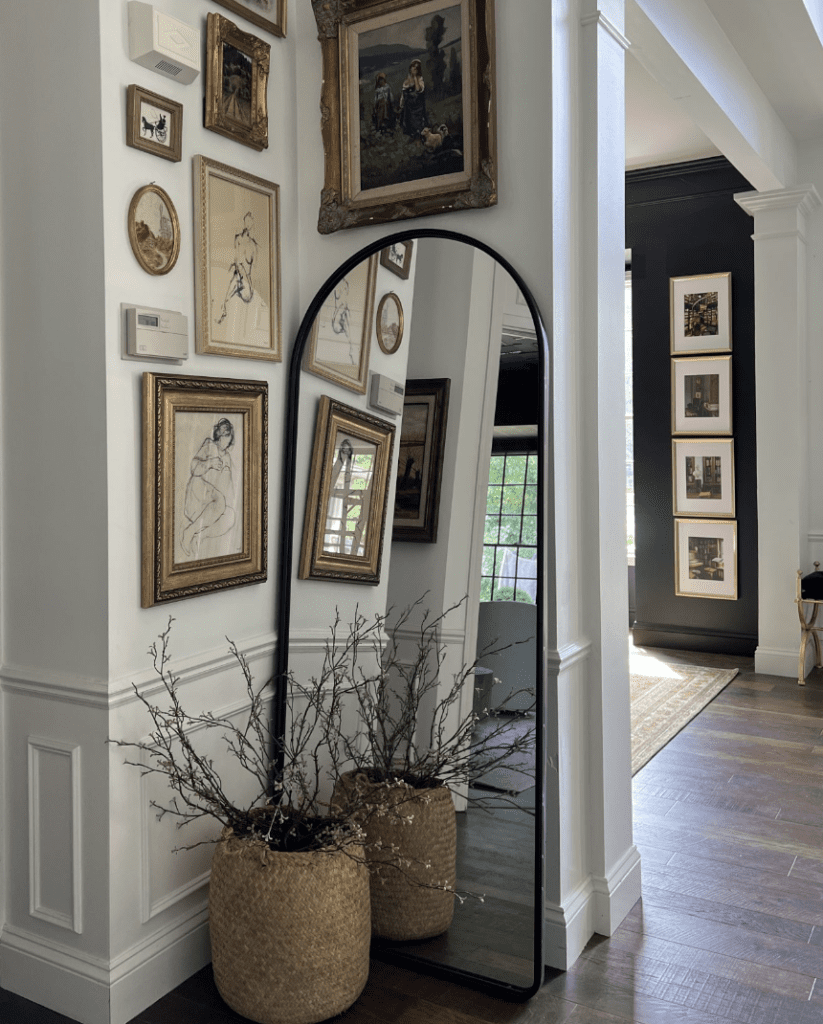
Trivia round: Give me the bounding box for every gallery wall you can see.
[627,157,759,655]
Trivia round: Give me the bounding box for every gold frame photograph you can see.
[671,354,733,436]
[126,84,183,162]
[376,292,404,354]
[672,438,735,518]
[127,183,180,276]
[670,272,732,355]
[313,0,497,234]
[193,156,281,362]
[299,396,396,585]
[205,12,270,151]
[142,372,268,607]
[210,0,286,37]
[304,255,378,393]
[380,240,414,279]
[393,377,450,543]
[675,518,738,600]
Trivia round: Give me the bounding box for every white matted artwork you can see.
[304,255,378,393]
[672,439,735,518]
[173,411,245,565]
[194,155,281,361]
[675,518,737,600]
[670,272,731,354]
[671,354,732,435]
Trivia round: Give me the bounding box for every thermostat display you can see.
[123,304,188,362]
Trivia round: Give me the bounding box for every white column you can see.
[735,187,822,677]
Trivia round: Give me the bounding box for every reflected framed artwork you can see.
[675,518,737,600]
[126,85,182,162]
[205,12,270,151]
[142,372,268,606]
[672,354,732,435]
[376,292,404,354]
[304,254,378,392]
[193,155,281,361]
[380,239,414,279]
[670,272,731,354]
[128,184,180,276]
[393,378,450,543]
[672,439,735,518]
[210,0,286,37]
[313,0,496,233]
[299,396,395,584]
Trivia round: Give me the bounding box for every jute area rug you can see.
[631,648,738,775]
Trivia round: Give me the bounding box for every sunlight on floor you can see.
[630,647,686,679]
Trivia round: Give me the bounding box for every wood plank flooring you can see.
[4,648,823,1023]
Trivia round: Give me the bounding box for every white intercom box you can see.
[128,2,200,84]
[369,373,405,417]
[123,304,188,362]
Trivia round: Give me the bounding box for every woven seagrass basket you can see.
[334,771,456,941]
[209,826,370,1024]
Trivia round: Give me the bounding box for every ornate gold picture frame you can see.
[205,12,270,151]
[304,254,378,392]
[194,155,281,361]
[126,85,183,162]
[142,372,268,606]
[211,0,286,37]
[376,292,404,354]
[393,377,450,542]
[127,183,180,275]
[313,0,497,234]
[299,396,396,584]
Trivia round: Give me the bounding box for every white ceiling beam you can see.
[627,0,797,190]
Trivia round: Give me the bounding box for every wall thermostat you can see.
[369,373,405,417]
[128,2,200,85]
[123,304,188,362]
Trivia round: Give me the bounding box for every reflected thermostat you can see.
[369,372,405,417]
[122,304,188,362]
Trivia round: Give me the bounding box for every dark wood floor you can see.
[4,647,823,1024]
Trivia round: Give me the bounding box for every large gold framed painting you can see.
[313,0,496,233]
[142,373,268,606]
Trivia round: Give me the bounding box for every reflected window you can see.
[481,451,538,603]
[323,433,376,557]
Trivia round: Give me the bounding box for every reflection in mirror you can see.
[279,231,545,998]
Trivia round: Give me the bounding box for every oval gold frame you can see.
[376,292,404,355]
[127,184,180,276]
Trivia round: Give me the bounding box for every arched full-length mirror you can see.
[276,229,549,998]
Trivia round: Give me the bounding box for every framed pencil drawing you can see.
[126,85,183,162]
[128,184,180,275]
[210,0,286,37]
[380,239,414,279]
[205,12,270,151]
[193,155,281,361]
[672,439,735,518]
[670,272,731,354]
[299,396,396,584]
[393,377,450,542]
[675,518,737,600]
[672,355,732,435]
[304,254,378,392]
[313,0,497,233]
[142,372,268,607]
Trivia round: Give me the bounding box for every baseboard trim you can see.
[1,906,211,1024]
[632,621,757,657]
[754,644,803,680]
[591,844,642,935]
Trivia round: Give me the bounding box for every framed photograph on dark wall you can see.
[393,378,451,543]
[675,518,737,600]
[670,272,732,354]
[672,438,735,518]
[672,354,732,435]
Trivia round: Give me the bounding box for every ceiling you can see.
[625,0,823,170]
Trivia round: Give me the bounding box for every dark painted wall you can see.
[627,158,758,655]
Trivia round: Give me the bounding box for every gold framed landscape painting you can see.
[675,518,737,600]
[299,396,396,585]
[313,0,497,233]
[142,372,268,607]
[193,155,281,361]
[670,272,732,354]
[205,12,270,151]
[304,255,378,392]
[127,184,180,275]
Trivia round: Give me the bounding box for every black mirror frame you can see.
[275,227,549,1001]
